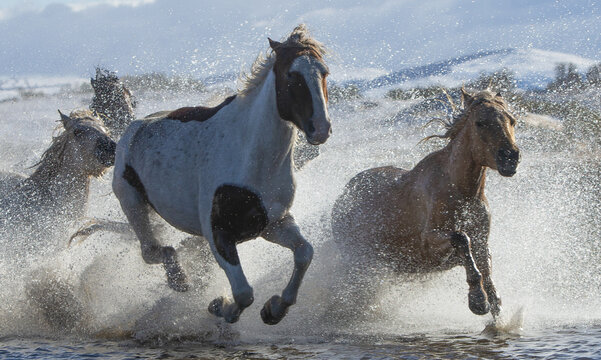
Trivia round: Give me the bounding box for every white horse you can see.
[112,25,331,324]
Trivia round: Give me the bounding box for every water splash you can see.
[0,88,600,345]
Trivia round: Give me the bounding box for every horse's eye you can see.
[476,121,485,128]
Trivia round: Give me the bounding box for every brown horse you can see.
[331,89,519,317]
[0,110,116,251]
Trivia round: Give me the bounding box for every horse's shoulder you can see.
[166,95,237,123]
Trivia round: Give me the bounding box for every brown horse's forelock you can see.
[424,91,509,142]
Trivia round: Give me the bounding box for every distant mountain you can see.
[359,49,515,88]
[350,48,599,91]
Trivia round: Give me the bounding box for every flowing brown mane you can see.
[424,89,509,142]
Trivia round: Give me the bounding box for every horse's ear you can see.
[461,87,474,107]
[58,110,77,130]
[268,38,282,51]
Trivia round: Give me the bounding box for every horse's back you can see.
[332,166,410,250]
[332,165,431,271]
[113,115,227,235]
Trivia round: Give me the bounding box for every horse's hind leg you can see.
[260,214,313,325]
[450,232,490,315]
[113,166,188,292]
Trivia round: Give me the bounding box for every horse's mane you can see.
[30,110,105,181]
[238,24,327,96]
[424,89,506,142]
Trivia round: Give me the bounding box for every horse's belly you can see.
[153,206,203,235]
[144,175,203,235]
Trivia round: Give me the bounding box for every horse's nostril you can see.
[498,149,518,161]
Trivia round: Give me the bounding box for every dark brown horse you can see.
[331,89,519,318]
[90,68,136,138]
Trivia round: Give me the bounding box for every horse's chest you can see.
[454,200,490,231]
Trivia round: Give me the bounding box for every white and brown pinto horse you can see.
[112,25,330,324]
[332,89,519,318]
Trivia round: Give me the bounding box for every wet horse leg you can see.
[113,171,188,292]
[260,215,313,325]
[471,237,501,317]
[207,230,254,323]
[466,205,501,317]
[206,185,266,323]
[450,232,490,315]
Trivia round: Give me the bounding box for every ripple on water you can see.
[0,326,600,360]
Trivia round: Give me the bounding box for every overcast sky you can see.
[0,0,599,78]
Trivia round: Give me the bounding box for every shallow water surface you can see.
[2,325,601,359]
[0,91,600,359]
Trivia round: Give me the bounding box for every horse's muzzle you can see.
[496,148,520,177]
[305,118,331,145]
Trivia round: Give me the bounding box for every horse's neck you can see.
[240,70,295,172]
[443,132,487,198]
[27,162,90,215]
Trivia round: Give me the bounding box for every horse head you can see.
[269,25,331,145]
[58,110,116,177]
[462,88,520,177]
[90,67,136,137]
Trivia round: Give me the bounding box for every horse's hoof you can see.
[468,286,490,315]
[162,248,189,292]
[164,264,189,292]
[208,297,224,317]
[260,295,290,325]
[208,297,241,323]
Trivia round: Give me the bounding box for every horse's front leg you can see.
[421,230,490,315]
[206,184,268,323]
[260,214,313,325]
[450,232,491,315]
[471,237,501,317]
[207,230,254,324]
